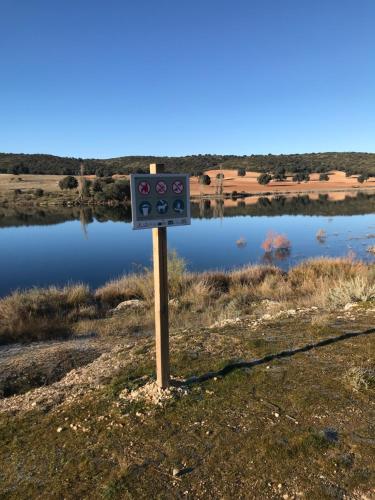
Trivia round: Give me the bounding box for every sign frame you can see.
[130,173,191,230]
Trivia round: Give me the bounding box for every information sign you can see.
[130,173,191,230]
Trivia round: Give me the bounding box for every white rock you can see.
[113,299,143,312]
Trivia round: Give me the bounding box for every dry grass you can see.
[345,365,375,391]
[0,284,93,343]
[1,257,374,344]
[328,276,375,307]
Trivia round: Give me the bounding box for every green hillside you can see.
[1,152,375,176]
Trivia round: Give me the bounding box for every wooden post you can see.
[150,163,170,388]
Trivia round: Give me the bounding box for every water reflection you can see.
[1,192,375,229]
[0,192,374,297]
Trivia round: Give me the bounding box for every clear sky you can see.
[1,0,374,158]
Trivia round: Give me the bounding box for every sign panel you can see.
[130,173,191,230]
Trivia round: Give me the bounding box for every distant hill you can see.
[0,152,374,176]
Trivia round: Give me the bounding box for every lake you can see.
[1,192,374,297]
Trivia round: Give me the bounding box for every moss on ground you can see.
[1,311,374,499]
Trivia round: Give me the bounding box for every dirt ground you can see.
[0,173,63,193]
[0,303,374,498]
[190,170,375,196]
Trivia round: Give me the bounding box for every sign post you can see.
[130,164,190,388]
[151,163,169,389]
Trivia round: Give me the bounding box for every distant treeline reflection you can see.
[0,193,375,228]
[192,192,375,218]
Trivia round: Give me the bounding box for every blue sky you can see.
[1,0,374,157]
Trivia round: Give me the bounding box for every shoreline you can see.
[1,170,375,207]
[2,186,375,208]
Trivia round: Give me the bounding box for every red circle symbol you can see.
[138,181,151,195]
[172,180,184,194]
[156,181,167,195]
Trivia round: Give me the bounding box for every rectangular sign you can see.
[130,173,191,230]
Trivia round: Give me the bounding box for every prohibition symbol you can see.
[156,181,167,195]
[138,181,151,195]
[172,180,184,194]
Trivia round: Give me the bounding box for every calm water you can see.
[1,194,374,296]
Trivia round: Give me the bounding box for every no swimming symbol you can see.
[172,180,184,194]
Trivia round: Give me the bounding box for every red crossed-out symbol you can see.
[172,180,184,194]
[138,181,151,195]
[156,180,167,195]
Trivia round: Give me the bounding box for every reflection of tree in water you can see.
[199,199,211,218]
[79,208,94,240]
[262,247,291,263]
[213,199,224,219]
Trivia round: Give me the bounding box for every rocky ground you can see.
[0,302,374,498]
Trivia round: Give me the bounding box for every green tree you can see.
[96,166,111,178]
[92,179,103,192]
[293,172,310,183]
[257,173,272,185]
[273,167,287,181]
[199,174,211,185]
[59,176,78,190]
[357,174,368,184]
[101,180,130,201]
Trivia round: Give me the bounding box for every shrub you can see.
[357,174,368,183]
[237,168,246,177]
[293,172,310,183]
[261,231,291,252]
[257,173,272,185]
[92,179,103,192]
[273,168,287,181]
[316,229,326,243]
[328,276,375,307]
[59,176,78,190]
[34,188,44,197]
[319,173,330,181]
[345,366,375,391]
[101,180,130,201]
[199,174,211,185]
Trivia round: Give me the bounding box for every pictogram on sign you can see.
[156,199,168,214]
[156,181,167,195]
[172,180,184,194]
[173,199,184,214]
[138,181,151,195]
[139,201,152,216]
[130,173,190,230]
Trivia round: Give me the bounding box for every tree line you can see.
[1,152,375,177]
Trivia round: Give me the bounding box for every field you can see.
[0,173,76,205]
[1,170,375,207]
[0,258,374,498]
[190,170,375,197]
